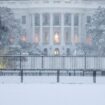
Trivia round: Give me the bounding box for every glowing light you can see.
[9,36,15,43]
[72,35,80,44]
[0,62,6,69]
[54,32,60,44]
[86,36,92,45]
[54,48,60,56]
[21,35,27,42]
[34,34,40,44]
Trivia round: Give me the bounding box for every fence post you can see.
[74,70,76,76]
[42,56,44,69]
[84,54,86,76]
[20,53,23,83]
[57,70,60,83]
[62,56,65,69]
[93,71,96,83]
[21,69,23,83]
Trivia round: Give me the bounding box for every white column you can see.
[27,14,31,42]
[79,13,82,42]
[31,14,35,69]
[71,13,74,45]
[82,14,86,43]
[50,13,53,46]
[61,13,64,46]
[40,13,43,46]
[32,14,35,43]
[61,13,64,55]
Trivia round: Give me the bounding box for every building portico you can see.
[0,0,105,55]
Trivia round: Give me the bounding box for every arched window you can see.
[44,48,48,56]
[67,48,70,56]
[54,48,60,56]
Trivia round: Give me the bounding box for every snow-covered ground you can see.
[0,84,105,105]
[0,76,105,84]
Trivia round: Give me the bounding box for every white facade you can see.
[0,0,105,55]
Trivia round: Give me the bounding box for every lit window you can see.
[72,27,79,44]
[34,34,40,44]
[20,35,27,42]
[72,35,80,44]
[74,14,79,26]
[43,13,50,26]
[54,48,60,56]
[34,28,40,44]
[86,36,92,45]
[22,16,26,24]
[35,13,40,26]
[54,32,60,44]
[64,13,71,26]
[64,27,71,44]
[53,14,61,26]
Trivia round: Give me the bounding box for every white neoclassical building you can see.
[0,0,105,55]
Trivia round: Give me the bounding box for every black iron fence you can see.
[0,55,105,83]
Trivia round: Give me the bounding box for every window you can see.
[34,35,40,44]
[44,48,48,55]
[34,28,40,44]
[43,13,50,26]
[20,35,27,42]
[74,27,79,36]
[35,13,40,26]
[74,14,79,26]
[54,48,60,56]
[43,27,50,44]
[53,13,61,26]
[22,16,26,24]
[67,48,70,55]
[73,27,79,44]
[87,16,91,24]
[64,13,71,26]
[64,27,71,44]
[53,28,61,44]
[54,32,60,44]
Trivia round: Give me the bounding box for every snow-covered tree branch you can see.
[0,7,22,48]
[88,7,105,55]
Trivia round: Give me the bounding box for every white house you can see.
[0,0,105,55]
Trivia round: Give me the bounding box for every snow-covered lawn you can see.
[0,84,105,105]
[0,76,105,84]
